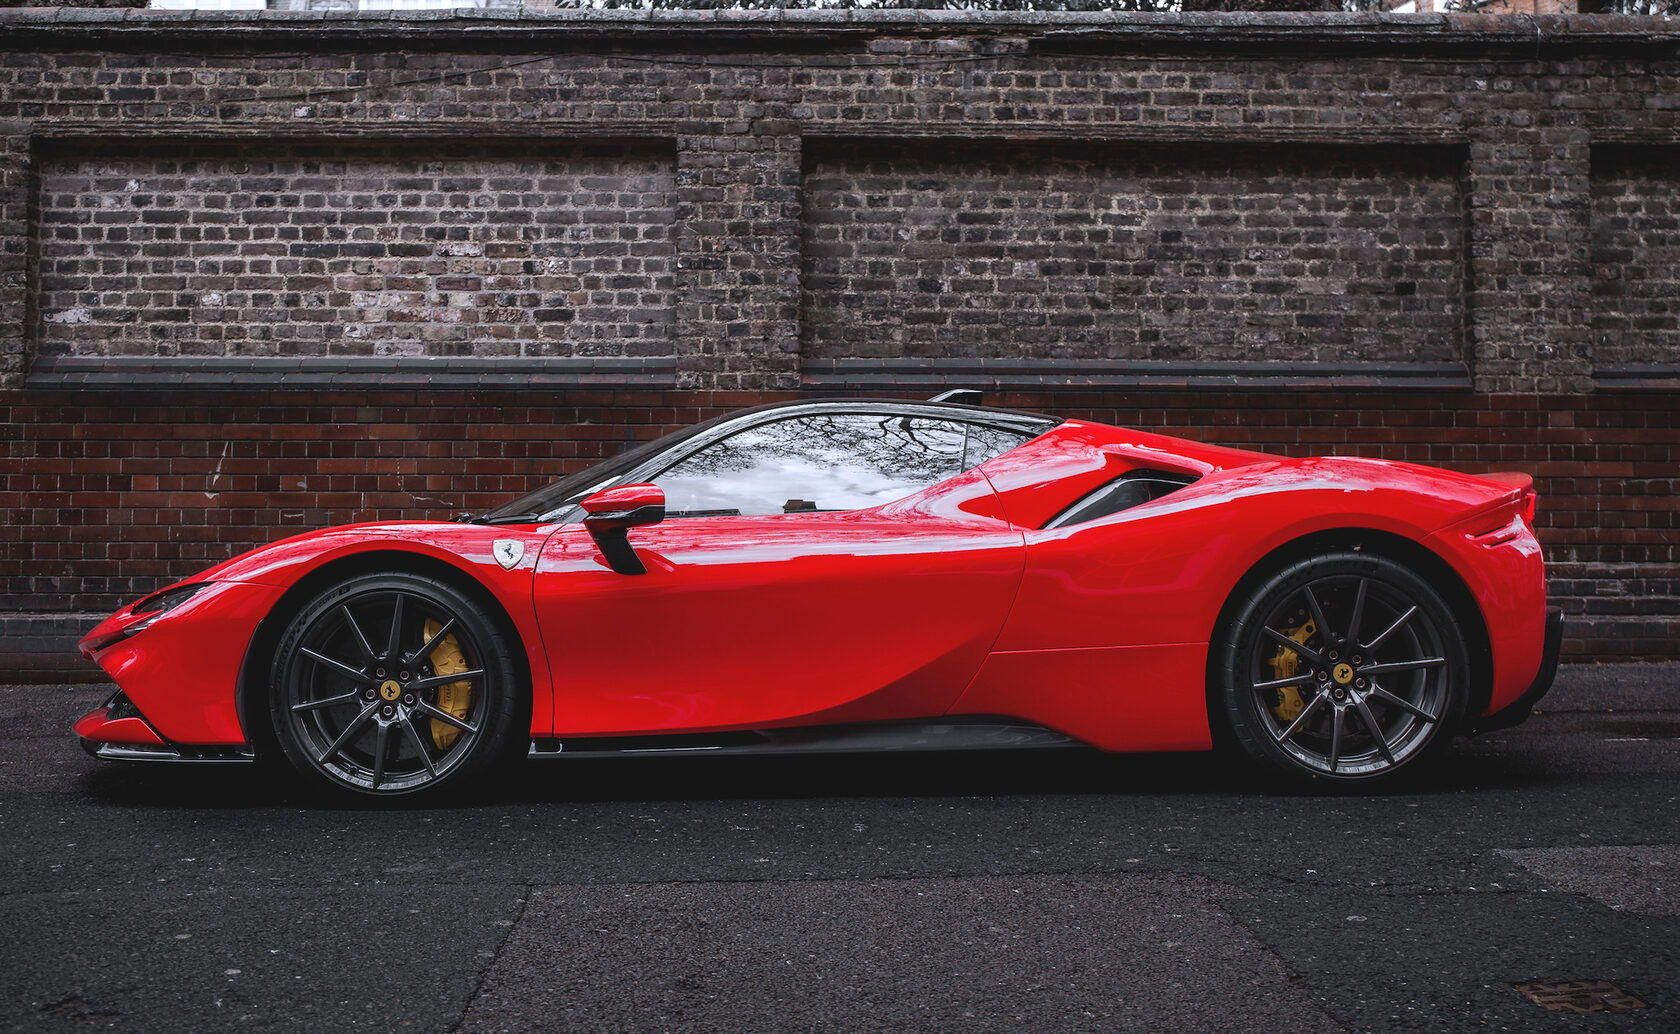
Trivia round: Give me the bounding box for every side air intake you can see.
[1043,470,1198,529]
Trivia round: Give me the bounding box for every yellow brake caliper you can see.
[1266,616,1317,722]
[423,618,474,750]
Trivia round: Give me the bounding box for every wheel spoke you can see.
[1371,684,1439,724]
[1253,673,1317,692]
[407,617,456,668]
[341,605,377,663]
[385,592,406,661]
[1360,657,1445,677]
[291,690,362,713]
[1263,626,1325,667]
[369,719,391,789]
[319,702,380,764]
[1363,605,1417,654]
[399,714,438,777]
[409,669,484,692]
[414,700,478,736]
[1302,585,1331,646]
[1351,693,1395,763]
[1275,691,1326,744]
[1347,578,1369,648]
[301,647,367,683]
[1327,707,1344,772]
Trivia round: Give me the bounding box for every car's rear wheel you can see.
[1214,551,1470,788]
[268,572,523,801]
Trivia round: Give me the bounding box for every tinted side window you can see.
[655,414,972,517]
[961,424,1033,469]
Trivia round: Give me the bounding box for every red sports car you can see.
[75,396,1561,799]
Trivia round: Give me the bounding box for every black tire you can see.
[268,572,524,801]
[1213,551,1470,788]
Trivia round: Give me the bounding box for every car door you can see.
[532,411,1030,737]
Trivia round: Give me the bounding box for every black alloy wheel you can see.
[1215,551,1470,786]
[269,572,522,800]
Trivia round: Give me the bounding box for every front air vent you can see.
[1043,469,1198,529]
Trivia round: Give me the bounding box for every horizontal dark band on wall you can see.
[0,612,101,668]
[27,357,679,391]
[1594,365,1680,392]
[1,613,101,637]
[32,123,680,146]
[802,359,1472,391]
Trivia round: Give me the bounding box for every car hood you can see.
[189,520,556,588]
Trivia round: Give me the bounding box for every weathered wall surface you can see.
[34,141,678,362]
[802,141,1467,366]
[1,10,1677,677]
[1591,145,1680,374]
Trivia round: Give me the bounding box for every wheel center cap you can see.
[1332,663,1355,685]
[379,679,402,701]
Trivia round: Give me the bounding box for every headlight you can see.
[131,582,211,618]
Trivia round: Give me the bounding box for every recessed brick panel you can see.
[802,141,1466,366]
[34,141,676,361]
[1592,146,1680,372]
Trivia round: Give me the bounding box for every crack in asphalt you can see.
[448,885,533,1034]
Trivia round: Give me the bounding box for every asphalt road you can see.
[2,665,1676,1034]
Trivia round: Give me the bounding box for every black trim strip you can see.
[802,359,1472,391]
[530,718,1079,759]
[1473,607,1564,733]
[1593,365,1680,393]
[26,356,679,390]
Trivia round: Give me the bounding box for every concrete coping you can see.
[1,7,1677,49]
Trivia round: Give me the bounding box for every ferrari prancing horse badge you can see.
[492,539,525,570]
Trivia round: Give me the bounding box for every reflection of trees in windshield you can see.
[659,415,973,517]
[485,412,729,521]
[484,407,1038,522]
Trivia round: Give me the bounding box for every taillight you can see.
[1522,489,1537,524]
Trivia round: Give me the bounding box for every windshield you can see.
[484,411,737,522]
[482,402,1060,524]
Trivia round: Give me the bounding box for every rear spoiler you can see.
[1471,471,1538,525]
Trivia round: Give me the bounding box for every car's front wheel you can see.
[1214,551,1470,787]
[268,572,523,801]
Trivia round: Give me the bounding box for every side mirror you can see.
[580,483,665,576]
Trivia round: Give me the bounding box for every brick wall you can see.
[1591,145,1680,374]
[36,140,677,361]
[1,10,1677,678]
[802,140,1466,366]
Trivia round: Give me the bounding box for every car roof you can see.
[716,397,1061,436]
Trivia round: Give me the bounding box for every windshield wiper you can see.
[452,512,488,524]
[485,512,542,525]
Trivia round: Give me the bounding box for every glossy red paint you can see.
[201,520,559,736]
[72,706,166,746]
[580,483,665,515]
[534,466,1024,736]
[78,580,285,743]
[952,643,1212,753]
[73,402,1555,777]
[1423,507,1548,714]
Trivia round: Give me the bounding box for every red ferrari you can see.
[75,396,1561,799]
